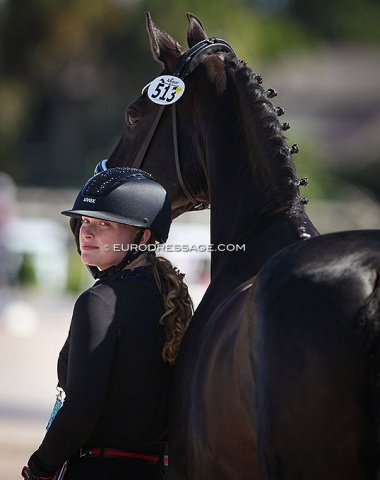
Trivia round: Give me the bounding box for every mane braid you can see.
[227,56,304,217]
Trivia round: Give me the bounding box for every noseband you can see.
[96,37,235,210]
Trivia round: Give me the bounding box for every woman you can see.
[21,167,193,480]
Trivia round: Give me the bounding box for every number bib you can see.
[146,76,185,105]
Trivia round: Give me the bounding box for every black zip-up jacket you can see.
[32,266,171,471]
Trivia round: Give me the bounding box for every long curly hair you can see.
[148,252,194,365]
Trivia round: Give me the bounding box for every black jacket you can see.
[34,266,171,471]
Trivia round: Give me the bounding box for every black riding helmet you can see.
[61,167,171,278]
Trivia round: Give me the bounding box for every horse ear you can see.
[186,12,208,47]
[145,12,185,73]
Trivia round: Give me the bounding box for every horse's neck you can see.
[206,134,319,290]
[185,208,317,347]
[198,64,319,286]
[210,207,318,291]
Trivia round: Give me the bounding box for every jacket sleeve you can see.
[31,286,119,470]
[57,331,70,391]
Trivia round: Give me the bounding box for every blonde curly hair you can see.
[148,252,194,365]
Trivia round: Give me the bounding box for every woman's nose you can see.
[81,225,94,239]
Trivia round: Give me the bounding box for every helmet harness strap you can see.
[88,229,146,280]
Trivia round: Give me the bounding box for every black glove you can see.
[21,466,54,480]
[22,452,57,480]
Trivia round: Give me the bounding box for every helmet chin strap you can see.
[87,229,145,280]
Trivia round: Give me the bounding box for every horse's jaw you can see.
[171,200,202,219]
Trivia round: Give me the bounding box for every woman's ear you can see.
[140,229,152,245]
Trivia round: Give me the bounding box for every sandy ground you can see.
[0,290,72,480]
[0,417,47,480]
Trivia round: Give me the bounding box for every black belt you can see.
[77,448,168,466]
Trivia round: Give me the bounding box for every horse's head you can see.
[107,13,306,230]
[107,12,237,218]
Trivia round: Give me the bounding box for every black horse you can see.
[103,13,380,479]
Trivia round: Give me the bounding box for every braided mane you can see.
[225,55,307,215]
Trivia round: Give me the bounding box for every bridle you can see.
[96,37,235,210]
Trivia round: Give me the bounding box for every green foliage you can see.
[288,0,380,43]
[293,138,344,200]
[66,246,87,293]
[18,252,37,286]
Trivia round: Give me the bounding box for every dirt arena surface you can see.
[0,291,72,480]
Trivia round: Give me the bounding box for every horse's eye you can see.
[126,112,139,126]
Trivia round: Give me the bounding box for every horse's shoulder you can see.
[260,229,380,275]
[253,229,380,317]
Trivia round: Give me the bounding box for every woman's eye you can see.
[126,112,139,126]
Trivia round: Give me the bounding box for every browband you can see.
[174,37,235,79]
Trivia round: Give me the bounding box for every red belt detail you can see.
[86,448,169,466]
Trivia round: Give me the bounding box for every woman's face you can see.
[79,216,143,270]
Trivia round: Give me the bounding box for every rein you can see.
[97,37,235,210]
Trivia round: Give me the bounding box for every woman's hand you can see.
[21,465,56,480]
[21,452,58,480]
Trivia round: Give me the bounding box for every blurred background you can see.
[1,0,380,477]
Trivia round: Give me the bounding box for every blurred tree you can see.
[0,0,379,194]
[289,0,380,43]
[248,0,380,44]
[0,0,154,185]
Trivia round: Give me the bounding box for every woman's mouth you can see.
[81,245,98,250]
